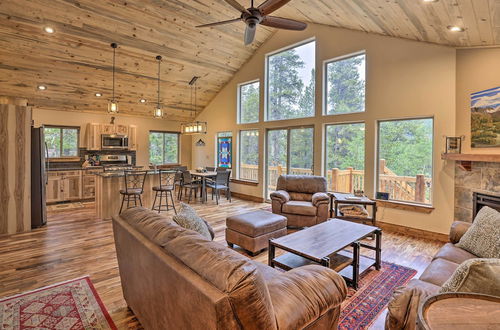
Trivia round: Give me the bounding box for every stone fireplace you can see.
[454,161,500,222]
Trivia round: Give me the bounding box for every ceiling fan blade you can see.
[261,16,307,30]
[196,18,241,28]
[244,25,257,45]
[224,0,251,15]
[257,0,291,16]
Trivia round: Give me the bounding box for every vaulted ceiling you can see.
[0,0,498,120]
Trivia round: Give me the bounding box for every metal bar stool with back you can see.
[152,170,177,214]
[119,170,148,214]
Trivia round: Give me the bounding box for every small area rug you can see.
[339,262,416,329]
[0,276,116,329]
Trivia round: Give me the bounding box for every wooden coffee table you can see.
[268,219,381,289]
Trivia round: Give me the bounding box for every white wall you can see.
[193,24,457,234]
[33,110,192,167]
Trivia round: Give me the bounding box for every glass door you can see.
[266,126,314,198]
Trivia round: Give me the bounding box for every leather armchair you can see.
[270,175,329,227]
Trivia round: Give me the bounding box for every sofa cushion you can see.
[419,258,459,286]
[457,206,500,258]
[162,234,277,330]
[173,203,214,240]
[276,175,327,194]
[433,243,477,264]
[226,210,287,237]
[440,258,500,297]
[282,201,317,216]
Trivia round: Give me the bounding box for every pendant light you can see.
[153,55,163,118]
[108,43,119,114]
[181,76,207,135]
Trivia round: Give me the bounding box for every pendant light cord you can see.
[157,57,161,108]
[112,46,115,101]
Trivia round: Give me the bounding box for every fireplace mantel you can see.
[441,153,500,171]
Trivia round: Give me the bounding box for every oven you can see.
[101,134,129,150]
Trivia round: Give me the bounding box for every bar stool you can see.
[119,170,148,214]
[152,170,177,214]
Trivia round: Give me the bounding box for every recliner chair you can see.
[270,175,330,227]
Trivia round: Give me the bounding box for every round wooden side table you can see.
[417,292,500,330]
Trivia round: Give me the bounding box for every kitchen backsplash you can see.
[46,148,137,169]
[454,161,500,222]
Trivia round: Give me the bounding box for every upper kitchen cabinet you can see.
[86,123,101,150]
[115,124,128,135]
[101,124,115,135]
[128,125,137,150]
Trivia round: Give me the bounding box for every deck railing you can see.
[240,159,431,203]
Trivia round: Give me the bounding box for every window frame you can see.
[216,131,233,169]
[237,79,260,124]
[375,116,435,206]
[148,130,180,165]
[323,50,366,116]
[323,121,366,193]
[43,125,80,159]
[264,37,316,122]
[238,129,259,182]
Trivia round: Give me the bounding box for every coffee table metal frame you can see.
[268,219,382,289]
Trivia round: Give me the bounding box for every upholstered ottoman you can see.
[226,210,287,256]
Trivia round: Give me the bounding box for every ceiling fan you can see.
[196,0,307,45]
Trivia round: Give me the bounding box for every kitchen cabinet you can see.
[115,124,129,135]
[82,169,102,199]
[101,124,115,135]
[45,170,82,203]
[86,123,101,150]
[128,125,137,150]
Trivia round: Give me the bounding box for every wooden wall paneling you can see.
[0,103,9,235]
[14,106,27,232]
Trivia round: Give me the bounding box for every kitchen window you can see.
[149,131,179,165]
[44,126,79,158]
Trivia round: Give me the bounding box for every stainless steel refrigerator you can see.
[31,126,47,228]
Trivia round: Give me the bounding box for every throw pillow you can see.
[440,258,500,297]
[456,206,500,258]
[172,203,214,240]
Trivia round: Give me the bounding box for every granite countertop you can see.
[47,166,104,171]
[97,169,159,178]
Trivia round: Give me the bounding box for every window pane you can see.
[62,128,78,156]
[163,133,179,164]
[326,53,365,115]
[267,41,315,121]
[239,81,259,124]
[44,128,61,158]
[325,123,365,192]
[149,132,163,165]
[378,118,433,204]
[217,133,232,168]
[289,127,314,175]
[239,130,259,181]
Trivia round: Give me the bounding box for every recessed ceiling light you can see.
[44,26,55,34]
[140,99,147,103]
[448,26,465,32]
[37,85,47,90]
[95,92,102,97]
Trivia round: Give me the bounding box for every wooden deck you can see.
[0,198,443,329]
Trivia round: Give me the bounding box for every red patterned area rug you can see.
[0,276,116,329]
[338,262,417,329]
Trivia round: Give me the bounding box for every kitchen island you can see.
[95,170,162,220]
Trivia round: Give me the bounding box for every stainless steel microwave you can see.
[101,134,129,149]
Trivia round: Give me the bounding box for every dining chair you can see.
[119,170,148,214]
[151,170,177,214]
[179,170,201,203]
[216,167,227,172]
[206,166,215,172]
[206,171,231,205]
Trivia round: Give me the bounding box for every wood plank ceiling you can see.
[0,0,498,120]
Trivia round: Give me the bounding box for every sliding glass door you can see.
[266,127,314,198]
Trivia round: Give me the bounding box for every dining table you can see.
[189,170,217,203]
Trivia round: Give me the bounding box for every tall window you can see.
[325,123,365,192]
[325,52,366,115]
[44,126,79,158]
[266,40,315,121]
[377,118,433,204]
[149,131,179,165]
[217,132,232,168]
[238,81,259,124]
[239,130,259,181]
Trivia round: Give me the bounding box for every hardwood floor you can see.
[0,198,443,329]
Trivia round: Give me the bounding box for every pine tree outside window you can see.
[238,81,260,124]
[149,131,179,165]
[44,126,79,158]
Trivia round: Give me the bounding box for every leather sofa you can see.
[113,207,347,329]
[270,175,330,227]
[385,221,480,330]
